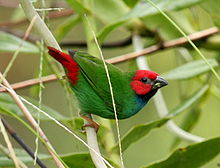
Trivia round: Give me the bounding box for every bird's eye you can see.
[140,77,150,84]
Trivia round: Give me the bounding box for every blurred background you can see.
[0,0,220,168]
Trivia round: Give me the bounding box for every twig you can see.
[0,73,65,168]
[0,26,218,93]
[1,118,47,168]
[0,117,21,168]
[132,34,204,142]
[0,74,58,92]
[60,36,132,48]
[107,27,219,64]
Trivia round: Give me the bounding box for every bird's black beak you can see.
[153,76,168,89]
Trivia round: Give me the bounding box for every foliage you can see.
[0,0,220,167]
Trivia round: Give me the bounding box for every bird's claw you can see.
[82,122,100,133]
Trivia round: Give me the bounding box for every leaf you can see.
[61,153,95,168]
[123,0,140,7]
[0,31,39,53]
[93,0,129,23]
[0,93,70,121]
[125,0,207,19]
[162,59,219,80]
[143,137,220,168]
[201,0,220,27]
[65,0,90,14]
[55,14,81,41]
[169,85,209,117]
[115,118,169,152]
[98,0,206,42]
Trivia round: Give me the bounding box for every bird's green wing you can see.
[73,51,134,114]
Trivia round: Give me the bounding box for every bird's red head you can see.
[131,70,167,95]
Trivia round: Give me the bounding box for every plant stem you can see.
[132,34,204,142]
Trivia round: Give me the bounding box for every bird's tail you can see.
[47,46,79,85]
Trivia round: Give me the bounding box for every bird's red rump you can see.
[133,70,158,80]
[47,47,79,85]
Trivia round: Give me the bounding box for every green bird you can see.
[48,47,168,131]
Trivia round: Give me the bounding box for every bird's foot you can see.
[81,115,100,133]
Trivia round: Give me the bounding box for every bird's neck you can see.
[136,89,158,106]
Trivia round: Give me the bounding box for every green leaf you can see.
[65,0,90,14]
[143,137,220,168]
[93,0,129,23]
[98,0,206,42]
[0,31,39,53]
[0,93,70,121]
[169,85,209,117]
[162,59,219,80]
[97,20,127,42]
[55,14,81,41]
[125,0,207,19]
[116,118,169,152]
[201,0,220,27]
[123,0,140,7]
[61,153,95,168]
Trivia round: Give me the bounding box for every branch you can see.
[107,27,219,64]
[59,36,132,48]
[0,27,218,92]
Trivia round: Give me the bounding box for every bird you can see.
[47,47,168,131]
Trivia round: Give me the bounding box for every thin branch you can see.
[0,74,59,92]
[1,118,47,168]
[0,27,218,92]
[107,27,219,64]
[60,36,132,48]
